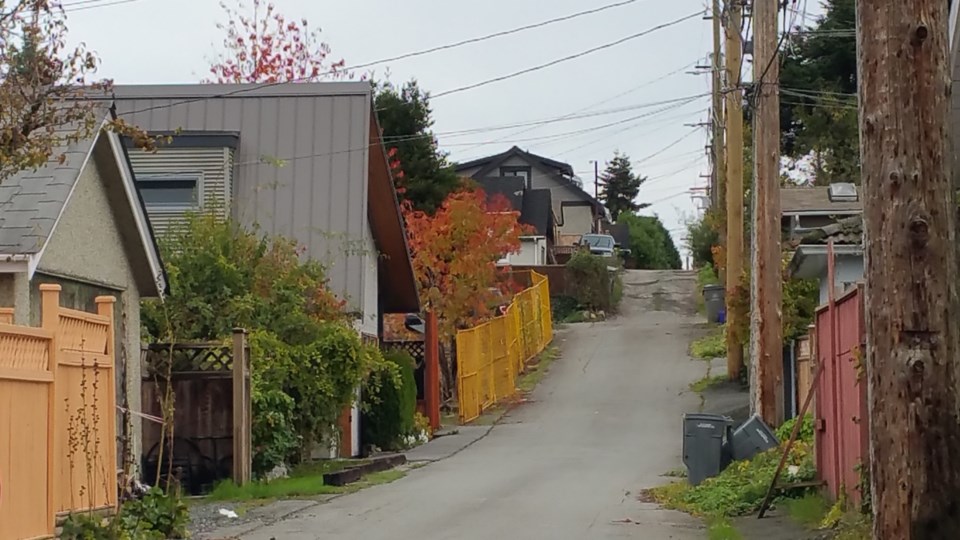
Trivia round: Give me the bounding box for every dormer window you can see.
[827,182,858,202]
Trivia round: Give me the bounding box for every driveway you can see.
[239,270,709,539]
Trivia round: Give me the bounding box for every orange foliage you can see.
[207,0,351,83]
[401,188,529,336]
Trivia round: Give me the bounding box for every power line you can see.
[63,0,145,12]
[117,1,669,117]
[430,10,705,100]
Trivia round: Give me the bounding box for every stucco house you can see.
[112,83,420,457]
[0,105,168,463]
[474,177,555,266]
[455,146,608,245]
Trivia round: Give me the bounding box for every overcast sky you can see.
[63,0,776,263]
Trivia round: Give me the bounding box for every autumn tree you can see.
[401,186,528,399]
[0,0,112,182]
[599,151,647,220]
[375,79,461,213]
[207,0,349,83]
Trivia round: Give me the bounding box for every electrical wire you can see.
[428,10,705,100]
[117,1,673,117]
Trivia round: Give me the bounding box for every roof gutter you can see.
[788,243,863,278]
[0,254,32,274]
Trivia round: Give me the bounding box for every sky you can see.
[63,0,737,263]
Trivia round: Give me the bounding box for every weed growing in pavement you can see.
[691,325,727,359]
[518,346,561,393]
[689,374,727,394]
[706,516,743,540]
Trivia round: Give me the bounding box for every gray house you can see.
[112,83,420,343]
[0,105,168,463]
[455,146,608,242]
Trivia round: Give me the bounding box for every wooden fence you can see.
[140,331,251,495]
[0,284,117,540]
[456,271,553,423]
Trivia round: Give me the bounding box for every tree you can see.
[401,187,528,400]
[779,0,858,185]
[599,151,647,220]
[618,212,681,270]
[207,0,348,83]
[0,0,114,182]
[375,79,461,213]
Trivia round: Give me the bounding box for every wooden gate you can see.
[0,284,117,539]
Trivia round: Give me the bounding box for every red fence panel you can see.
[814,284,869,505]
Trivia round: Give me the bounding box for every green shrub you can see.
[776,413,814,443]
[362,349,417,450]
[691,326,727,359]
[551,295,580,322]
[565,250,613,311]
[118,487,189,538]
[251,387,300,474]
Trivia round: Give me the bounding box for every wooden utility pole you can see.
[751,0,783,426]
[711,0,726,214]
[857,1,960,536]
[724,0,744,382]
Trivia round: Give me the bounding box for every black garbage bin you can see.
[682,413,732,486]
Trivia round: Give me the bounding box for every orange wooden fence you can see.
[0,284,117,540]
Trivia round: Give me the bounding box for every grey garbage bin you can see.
[703,284,725,324]
[729,414,779,461]
[682,413,732,486]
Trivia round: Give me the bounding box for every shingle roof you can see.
[477,177,525,211]
[455,145,575,176]
[800,215,863,245]
[781,186,862,214]
[0,108,109,254]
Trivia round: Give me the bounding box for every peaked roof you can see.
[0,106,167,297]
[781,186,862,215]
[476,177,553,236]
[455,145,575,176]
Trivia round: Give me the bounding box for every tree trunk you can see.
[857,1,960,536]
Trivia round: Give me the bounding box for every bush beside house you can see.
[362,349,419,451]
[142,213,390,475]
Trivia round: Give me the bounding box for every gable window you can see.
[137,173,202,210]
[500,166,532,189]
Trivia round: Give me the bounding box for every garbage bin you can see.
[703,284,725,324]
[729,414,779,461]
[682,413,733,486]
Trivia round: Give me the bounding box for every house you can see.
[788,215,863,305]
[781,183,862,241]
[475,177,555,266]
[0,105,168,464]
[112,82,421,457]
[455,146,609,246]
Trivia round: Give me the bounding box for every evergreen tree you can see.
[599,151,647,221]
[374,79,462,213]
[618,212,681,270]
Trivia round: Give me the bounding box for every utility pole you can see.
[591,159,601,232]
[711,0,726,215]
[751,0,783,426]
[857,1,960,536]
[724,0,745,383]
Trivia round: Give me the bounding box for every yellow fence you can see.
[457,271,553,423]
[0,284,117,540]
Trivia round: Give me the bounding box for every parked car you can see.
[580,234,617,257]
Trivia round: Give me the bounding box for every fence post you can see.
[39,284,60,533]
[424,312,441,432]
[232,329,251,486]
[94,296,118,507]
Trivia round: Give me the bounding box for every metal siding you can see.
[113,88,373,310]
[127,147,230,237]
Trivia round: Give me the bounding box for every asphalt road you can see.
[242,270,709,540]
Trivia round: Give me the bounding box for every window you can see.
[137,173,201,210]
[499,166,532,188]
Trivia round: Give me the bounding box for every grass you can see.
[691,325,727,360]
[689,374,727,394]
[785,494,831,528]
[205,459,402,502]
[707,516,743,540]
[518,346,561,393]
[783,493,871,540]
